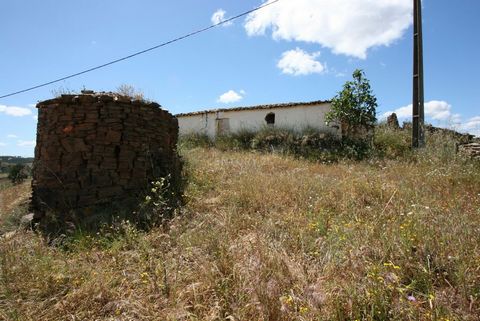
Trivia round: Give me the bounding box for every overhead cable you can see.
[0,0,280,99]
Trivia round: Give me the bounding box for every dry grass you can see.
[1,146,480,320]
[0,180,31,221]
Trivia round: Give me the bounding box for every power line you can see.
[0,0,280,99]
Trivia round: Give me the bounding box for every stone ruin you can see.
[458,143,480,160]
[387,113,400,129]
[31,91,182,231]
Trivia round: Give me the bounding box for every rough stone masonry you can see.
[31,92,181,229]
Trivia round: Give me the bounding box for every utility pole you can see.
[412,0,425,148]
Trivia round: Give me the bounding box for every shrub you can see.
[8,164,28,184]
[116,84,145,101]
[220,128,256,150]
[250,126,297,153]
[373,125,412,159]
[179,133,213,149]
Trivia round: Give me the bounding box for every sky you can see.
[1,0,479,156]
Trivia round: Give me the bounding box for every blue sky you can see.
[1,0,479,156]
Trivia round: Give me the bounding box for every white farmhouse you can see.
[175,100,340,138]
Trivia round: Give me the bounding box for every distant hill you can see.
[0,156,34,174]
[0,156,34,164]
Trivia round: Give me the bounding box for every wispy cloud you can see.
[0,142,7,147]
[211,9,233,27]
[0,105,33,117]
[7,134,18,138]
[17,140,36,147]
[459,116,480,137]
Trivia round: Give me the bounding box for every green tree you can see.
[326,69,377,138]
[8,164,28,184]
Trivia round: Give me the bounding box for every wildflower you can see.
[285,295,294,305]
[299,306,308,314]
[140,272,149,284]
[407,295,416,302]
[145,195,152,203]
[308,222,318,231]
[281,295,294,306]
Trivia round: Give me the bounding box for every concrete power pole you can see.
[412,0,425,148]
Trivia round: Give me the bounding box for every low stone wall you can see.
[459,143,480,159]
[31,92,181,229]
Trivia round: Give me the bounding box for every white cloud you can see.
[211,9,233,26]
[383,101,480,137]
[277,48,326,76]
[17,140,36,147]
[217,90,245,104]
[0,142,7,147]
[460,116,480,137]
[462,116,480,130]
[382,101,455,121]
[245,0,412,59]
[7,134,18,138]
[0,105,33,117]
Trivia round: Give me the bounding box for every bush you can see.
[217,128,256,151]
[250,126,297,153]
[373,125,412,159]
[179,133,213,149]
[8,164,28,184]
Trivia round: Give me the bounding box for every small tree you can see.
[8,164,28,184]
[326,69,377,138]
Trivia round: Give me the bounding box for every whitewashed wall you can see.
[177,103,340,138]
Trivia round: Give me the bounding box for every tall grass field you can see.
[0,129,479,320]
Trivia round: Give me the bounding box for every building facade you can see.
[176,100,340,138]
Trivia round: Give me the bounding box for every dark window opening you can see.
[265,113,275,126]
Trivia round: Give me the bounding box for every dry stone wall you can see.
[459,143,480,159]
[31,92,181,228]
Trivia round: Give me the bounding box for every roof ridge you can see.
[175,99,331,117]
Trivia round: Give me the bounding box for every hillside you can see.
[1,146,479,320]
[0,156,34,174]
[0,156,34,164]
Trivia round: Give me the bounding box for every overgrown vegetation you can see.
[0,127,479,320]
[179,126,373,162]
[116,84,146,101]
[179,121,474,164]
[33,174,183,238]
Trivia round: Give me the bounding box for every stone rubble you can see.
[459,143,480,159]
